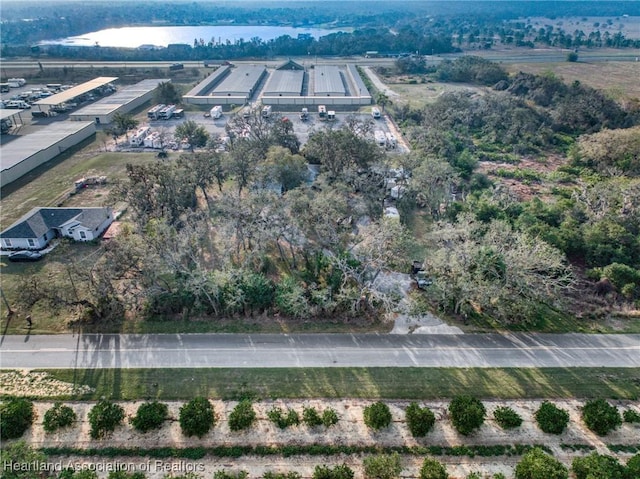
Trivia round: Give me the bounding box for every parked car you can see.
[8,250,43,262]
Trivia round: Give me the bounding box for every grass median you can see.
[40,367,640,401]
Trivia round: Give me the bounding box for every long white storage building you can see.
[0,121,96,187]
[69,79,169,124]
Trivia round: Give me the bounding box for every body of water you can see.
[39,25,346,48]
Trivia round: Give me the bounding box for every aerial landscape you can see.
[0,0,639,478]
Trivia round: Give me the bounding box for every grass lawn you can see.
[42,367,640,401]
[0,146,162,228]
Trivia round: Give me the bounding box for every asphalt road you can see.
[0,333,638,369]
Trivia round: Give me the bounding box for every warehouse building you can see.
[262,70,304,96]
[0,121,95,187]
[69,79,169,124]
[182,65,231,105]
[314,65,346,96]
[210,65,266,102]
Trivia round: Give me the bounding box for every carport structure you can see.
[0,108,28,131]
[31,77,118,114]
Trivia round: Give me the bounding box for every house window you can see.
[28,239,35,247]
[5,239,11,247]
[79,231,87,240]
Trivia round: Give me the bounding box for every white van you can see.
[210,105,223,119]
[5,100,30,109]
[372,107,381,119]
[261,105,272,118]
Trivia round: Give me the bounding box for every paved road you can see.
[0,333,638,369]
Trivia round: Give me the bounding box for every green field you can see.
[41,367,640,401]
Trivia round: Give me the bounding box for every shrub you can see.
[581,399,622,436]
[312,464,354,479]
[626,454,640,478]
[419,457,448,479]
[405,402,436,437]
[0,397,34,440]
[213,471,248,479]
[623,409,640,423]
[130,401,168,433]
[43,402,77,433]
[363,402,392,430]
[267,407,300,429]
[0,440,47,478]
[228,400,256,431]
[108,472,146,479]
[448,396,486,435]
[263,473,301,479]
[322,408,339,427]
[302,406,323,427]
[535,401,569,434]
[363,453,402,479]
[493,406,523,429]
[179,397,215,437]
[515,448,568,479]
[88,400,125,439]
[572,452,626,479]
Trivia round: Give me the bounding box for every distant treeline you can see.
[1,1,639,60]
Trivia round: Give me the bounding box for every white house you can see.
[0,207,114,250]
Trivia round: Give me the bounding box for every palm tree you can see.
[375,91,391,113]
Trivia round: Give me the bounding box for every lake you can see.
[39,25,346,49]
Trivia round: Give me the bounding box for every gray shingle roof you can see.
[0,207,111,239]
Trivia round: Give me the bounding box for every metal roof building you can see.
[33,77,118,111]
[210,65,266,100]
[347,64,370,98]
[69,79,169,124]
[0,121,96,187]
[262,70,304,97]
[184,65,230,97]
[314,65,346,96]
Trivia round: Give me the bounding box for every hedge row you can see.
[2,397,636,440]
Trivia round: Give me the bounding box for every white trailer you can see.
[261,105,272,118]
[143,131,160,148]
[147,104,165,120]
[210,105,223,119]
[327,110,336,121]
[372,107,381,119]
[129,126,150,147]
[159,105,176,120]
[374,130,387,147]
[8,78,26,87]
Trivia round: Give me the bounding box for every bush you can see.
[419,457,448,479]
[626,454,640,478]
[0,397,34,440]
[228,400,256,431]
[312,464,354,479]
[213,471,248,479]
[267,407,300,429]
[515,448,568,479]
[623,409,640,423]
[363,402,392,430]
[0,440,47,479]
[179,397,215,437]
[448,396,486,436]
[405,402,436,437]
[130,401,168,433]
[322,408,340,427]
[263,473,300,479]
[363,453,402,479]
[572,452,626,479]
[581,399,622,436]
[88,400,125,439]
[302,406,323,427]
[535,401,569,434]
[493,406,523,429]
[43,402,77,433]
[108,472,146,479]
